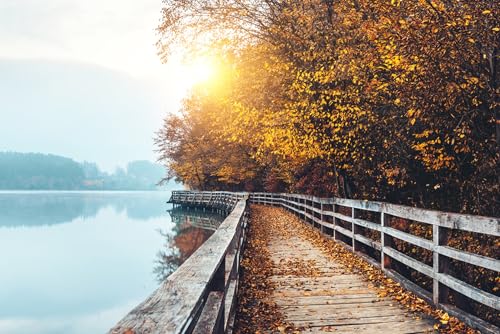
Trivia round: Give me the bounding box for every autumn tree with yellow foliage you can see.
[156,0,499,325]
[157,0,498,214]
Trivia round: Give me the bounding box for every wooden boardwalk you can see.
[110,191,499,334]
[267,233,436,333]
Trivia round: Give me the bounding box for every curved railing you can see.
[109,191,249,334]
[250,192,499,334]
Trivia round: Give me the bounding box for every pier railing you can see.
[109,191,248,334]
[250,192,499,334]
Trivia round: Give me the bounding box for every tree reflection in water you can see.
[154,207,225,282]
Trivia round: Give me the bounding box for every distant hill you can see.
[0,152,181,190]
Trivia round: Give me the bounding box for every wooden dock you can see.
[109,191,499,334]
[266,222,435,333]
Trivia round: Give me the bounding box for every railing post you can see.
[433,225,450,305]
[302,198,306,222]
[381,211,393,270]
[333,201,337,240]
[352,207,359,251]
[320,201,324,234]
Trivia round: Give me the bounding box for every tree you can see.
[156,0,499,215]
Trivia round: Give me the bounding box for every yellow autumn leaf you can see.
[440,312,450,324]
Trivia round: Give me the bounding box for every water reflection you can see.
[154,207,225,282]
[0,191,226,334]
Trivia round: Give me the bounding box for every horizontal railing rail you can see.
[249,192,499,334]
[109,191,249,334]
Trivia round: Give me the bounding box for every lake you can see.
[0,191,224,334]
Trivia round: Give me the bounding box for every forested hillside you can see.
[0,152,175,190]
[0,152,84,189]
[156,0,499,217]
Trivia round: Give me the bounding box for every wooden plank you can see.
[436,245,500,272]
[383,203,500,236]
[273,295,380,306]
[288,314,416,327]
[329,211,354,223]
[334,197,384,212]
[270,275,363,282]
[272,282,369,290]
[283,307,408,320]
[280,300,396,311]
[303,320,435,334]
[436,273,500,310]
[383,227,434,250]
[192,291,224,334]
[273,288,376,298]
[353,217,382,231]
[335,225,353,238]
[383,247,434,278]
[354,234,382,251]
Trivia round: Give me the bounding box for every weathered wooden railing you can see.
[250,192,499,334]
[109,191,248,334]
[170,191,243,214]
[168,207,226,231]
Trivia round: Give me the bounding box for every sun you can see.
[170,56,215,90]
[162,54,218,98]
[186,58,214,84]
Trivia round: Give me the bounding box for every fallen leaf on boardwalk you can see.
[440,312,450,324]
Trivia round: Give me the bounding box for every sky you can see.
[0,0,192,172]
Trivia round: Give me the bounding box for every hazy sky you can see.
[0,0,190,171]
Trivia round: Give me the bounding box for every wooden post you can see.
[320,201,324,234]
[381,211,393,270]
[302,198,306,222]
[297,197,301,218]
[333,203,338,240]
[352,207,359,251]
[433,225,450,305]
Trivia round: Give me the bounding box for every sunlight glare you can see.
[162,54,218,103]
[187,58,214,84]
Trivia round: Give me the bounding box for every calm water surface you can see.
[0,191,223,334]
